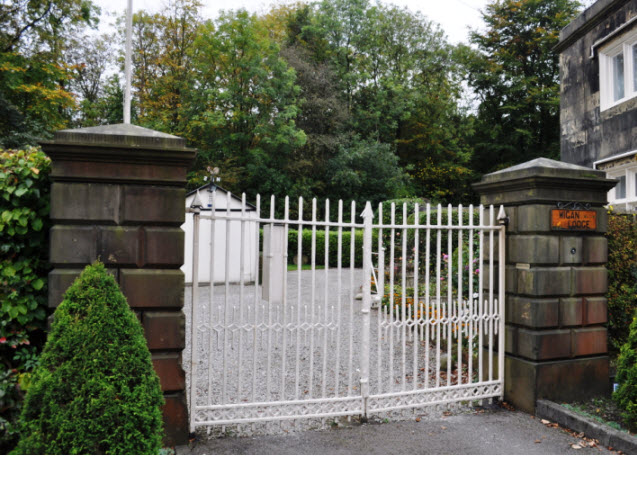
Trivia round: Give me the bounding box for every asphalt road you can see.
[176,404,618,455]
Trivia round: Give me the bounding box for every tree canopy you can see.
[464,0,581,174]
[0,0,584,207]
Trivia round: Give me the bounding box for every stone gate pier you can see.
[474,158,617,413]
[42,124,195,445]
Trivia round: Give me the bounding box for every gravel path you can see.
[183,268,484,438]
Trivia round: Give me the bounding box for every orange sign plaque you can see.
[551,209,597,231]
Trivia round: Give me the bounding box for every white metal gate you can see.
[186,192,506,433]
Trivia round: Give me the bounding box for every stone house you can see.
[556,0,637,211]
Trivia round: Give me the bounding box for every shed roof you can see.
[186,182,257,211]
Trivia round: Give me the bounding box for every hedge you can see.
[613,311,637,431]
[606,211,637,352]
[0,147,50,454]
[286,228,376,268]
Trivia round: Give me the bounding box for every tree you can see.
[0,0,100,147]
[129,0,202,134]
[291,0,472,202]
[466,0,581,174]
[67,34,121,127]
[326,135,408,206]
[186,9,306,198]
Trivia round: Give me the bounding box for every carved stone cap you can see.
[480,157,606,182]
[40,124,196,185]
[50,123,189,150]
[473,158,617,206]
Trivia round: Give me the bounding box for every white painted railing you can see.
[186,193,506,433]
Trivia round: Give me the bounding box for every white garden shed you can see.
[182,183,259,285]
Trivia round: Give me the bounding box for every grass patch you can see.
[287,264,326,271]
[561,397,636,436]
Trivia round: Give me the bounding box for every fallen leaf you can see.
[415,418,421,422]
[541,419,550,425]
[576,432,585,438]
[534,440,541,444]
[443,411,451,416]
[571,444,582,449]
[441,426,447,430]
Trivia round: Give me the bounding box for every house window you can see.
[615,175,626,199]
[601,163,637,211]
[599,32,637,110]
[613,53,625,100]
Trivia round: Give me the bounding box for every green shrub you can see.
[12,263,164,454]
[0,147,50,453]
[287,228,377,268]
[613,311,637,432]
[606,211,637,352]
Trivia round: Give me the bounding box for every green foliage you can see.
[186,8,306,198]
[388,206,482,301]
[12,263,164,455]
[326,136,408,205]
[0,147,50,453]
[0,52,76,148]
[0,0,100,148]
[613,312,637,432]
[465,0,581,173]
[287,228,378,268]
[129,1,202,133]
[606,212,637,352]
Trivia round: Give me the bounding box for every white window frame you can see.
[603,163,637,210]
[599,31,637,111]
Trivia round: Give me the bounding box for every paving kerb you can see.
[175,405,616,455]
[536,399,637,455]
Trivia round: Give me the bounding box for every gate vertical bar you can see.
[360,202,373,419]
[189,200,201,433]
[497,206,507,396]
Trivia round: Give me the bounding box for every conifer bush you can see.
[12,263,164,454]
[613,311,637,432]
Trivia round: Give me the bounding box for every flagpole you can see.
[124,0,133,124]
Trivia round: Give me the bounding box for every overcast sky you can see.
[94,0,490,45]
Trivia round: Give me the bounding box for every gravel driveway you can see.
[183,268,483,438]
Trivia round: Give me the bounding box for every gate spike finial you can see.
[497,205,508,225]
[361,201,374,219]
[190,189,204,208]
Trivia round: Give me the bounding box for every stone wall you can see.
[475,158,617,413]
[557,0,637,166]
[42,124,195,445]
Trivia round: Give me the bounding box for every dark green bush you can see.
[12,263,164,454]
[0,147,50,453]
[606,211,637,352]
[613,311,637,432]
